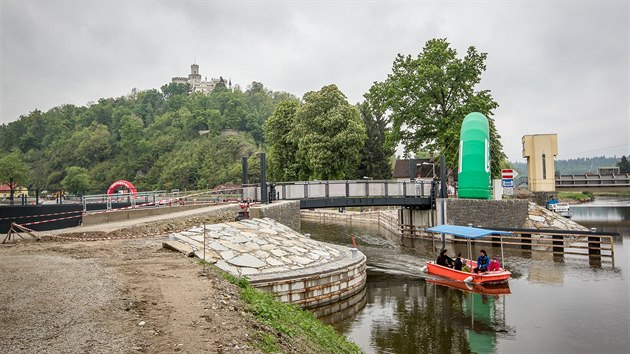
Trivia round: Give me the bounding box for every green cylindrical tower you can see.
[458,112,491,199]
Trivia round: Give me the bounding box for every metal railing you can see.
[243,180,437,202]
[556,174,630,187]
[82,190,175,211]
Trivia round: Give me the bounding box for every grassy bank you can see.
[221,272,362,354]
[558,191,594,203]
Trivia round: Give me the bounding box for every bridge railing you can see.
[243,180,436,202]
[556,174,630,187]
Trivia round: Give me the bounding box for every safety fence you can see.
[300,209,617,264]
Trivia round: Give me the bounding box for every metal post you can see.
[440,155,447,199]
[260,152,268,204]
[440,199,446,250]
[35,188,39,206]
[500,236,505,269]
[203,222,207,274]
[9,177,14,206]
[241,156,249,185]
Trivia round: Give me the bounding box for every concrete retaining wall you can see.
[248,247,367,310]
[82,204,208,226]
[249,200,301,231]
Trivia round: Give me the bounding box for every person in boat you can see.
[453,252,463,271]
[473,249,490,273]
[436,249,454,268]
[461,259,472,273]
[488,256,501,271]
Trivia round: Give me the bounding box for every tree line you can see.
[1,38,510,196]
[511,156,629,176]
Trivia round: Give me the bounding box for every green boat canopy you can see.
[425,225,511,239]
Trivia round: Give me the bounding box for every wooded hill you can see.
[0,82,292,193]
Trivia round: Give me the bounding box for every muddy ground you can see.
[0,237,272,353]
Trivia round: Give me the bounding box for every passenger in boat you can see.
[436,249,454,268]
[461,259,472,273]
[488,257,501,271]
[473,249,490,273]
[453,252,463,271]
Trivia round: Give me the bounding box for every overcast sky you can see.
[1,0,628,162]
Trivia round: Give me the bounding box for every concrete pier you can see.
[167,218,367,310]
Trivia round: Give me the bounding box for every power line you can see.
[556,143,629,158]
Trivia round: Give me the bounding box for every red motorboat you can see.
[424,225,512,284]
[426,260,511,284]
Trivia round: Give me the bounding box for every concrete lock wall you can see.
[443,198,529,228]
[82,204,208,226]
[249,200,301,231]
[399,208,437,229]
[249,248,367,311]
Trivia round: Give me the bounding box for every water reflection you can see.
[363,272,473,354]
[572,197,630,225]
[334,271,512,354]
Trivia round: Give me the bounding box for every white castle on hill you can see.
[171,63,227,94]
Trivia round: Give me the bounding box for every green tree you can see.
[62,166,91,195]
[161,82,189,98]
[357,101,394,179]
[293,85,366,180]
[264,100,302,181]
[0,152,30,202]
[366,38,507,178]
[617,156,630,173]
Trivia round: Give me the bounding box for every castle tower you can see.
[189,64,201,82]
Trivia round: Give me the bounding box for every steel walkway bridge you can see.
[555,174,630,191]
[243,180,437,209]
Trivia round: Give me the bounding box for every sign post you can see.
[501,169,517,196]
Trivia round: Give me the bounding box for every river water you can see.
[301,199,629,354]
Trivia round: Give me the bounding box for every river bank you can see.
[0,236,360,353]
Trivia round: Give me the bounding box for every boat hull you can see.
[426,261,511,284]
[427,279,511,295]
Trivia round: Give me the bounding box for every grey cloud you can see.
[1,1,627,161]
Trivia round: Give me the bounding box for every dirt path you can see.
[0,237,263,353]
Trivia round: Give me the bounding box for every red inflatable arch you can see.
[106,180,138,196]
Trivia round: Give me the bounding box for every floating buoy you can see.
[464,276,474,283]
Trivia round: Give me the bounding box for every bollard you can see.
[588,227,601,257]
[552,234,564,254]
[522,233,532,250]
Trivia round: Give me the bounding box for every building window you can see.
[542,153,547,179]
